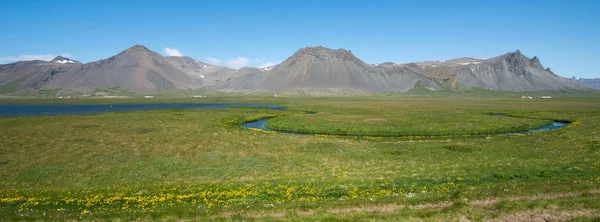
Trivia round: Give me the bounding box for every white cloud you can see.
[226,57,250,69]
[205,56,278,69]
[0,53,72,63]
[258,61,280,68]
[205,57,222,65]
[164,47,183,57]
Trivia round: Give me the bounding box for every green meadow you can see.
[0,96,599,220]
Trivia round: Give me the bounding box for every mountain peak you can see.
[500,50,545,70]
[115,44,157,58]
[297,46,352,54]
[51,56,71,61]
[292,46,361,64]
[503,49,530,66]
[530,56,544,69]
[51,56,79,64]
[505,49,525,57]
[126,44,150,52]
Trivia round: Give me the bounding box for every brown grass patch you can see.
[364,118,388,123]
[488,209,600,222]
[216,190,600,219]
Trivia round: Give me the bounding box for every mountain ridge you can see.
[223,46,437,92]
[569,77,600,90]
[220,47,585,92]
[0,44,592,94]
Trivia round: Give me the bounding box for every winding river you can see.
[0,104,570,136]
[241,113,571,136]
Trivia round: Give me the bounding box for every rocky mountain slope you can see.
[220,47,584,92]
[384,50,584,91]
[44,45,203,92]
[0,58,81,94]
[163,56,237,86]
[220,46,438,92]
[0,45,239,94]
[569,77,600,90]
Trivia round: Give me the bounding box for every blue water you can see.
[0,105,569,136]
[241,118,301,134]
[0,103,285,117]
[490,113,569,135]
[504,122,568,135]
[241,119,270,130]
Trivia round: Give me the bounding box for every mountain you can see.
[219,67,266,90]
[0,45,231,94]
[163,56,237,86]
[220,47,582,92]
[454,51,582,91]
[0,56,81,94]
[569,77,600,90]
[0,45,589,95]
[390,50,584,91]
[43,45,205,93]
[51,56,81,64]
[220,46,438,92]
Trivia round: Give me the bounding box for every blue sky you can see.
[1,0,598,78]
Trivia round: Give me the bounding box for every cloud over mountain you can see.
[0,53,72,63]
[164,48,183,57]
[205,56,252,69]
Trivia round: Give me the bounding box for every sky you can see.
[0,0,599,78]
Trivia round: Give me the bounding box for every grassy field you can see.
[265,106,555,136]
[0,96,599,221]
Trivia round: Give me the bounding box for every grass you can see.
[265,105,556,136]
[0,96,599,220]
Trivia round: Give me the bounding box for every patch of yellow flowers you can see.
[1,181,465,216]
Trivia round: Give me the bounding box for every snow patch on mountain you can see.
[55,60,75,64]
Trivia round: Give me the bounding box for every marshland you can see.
[0,95,599,220]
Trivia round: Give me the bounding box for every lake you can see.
[0,103,286,117]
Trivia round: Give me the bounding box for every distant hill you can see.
[163,56,237,86]
[390,50,583,91]
[0,58,81,94]
[568,77,600,90]
[0,45,588,95]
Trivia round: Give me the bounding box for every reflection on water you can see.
[241,119,270,130]
[504,122,568,135]
[0,103,285,117]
